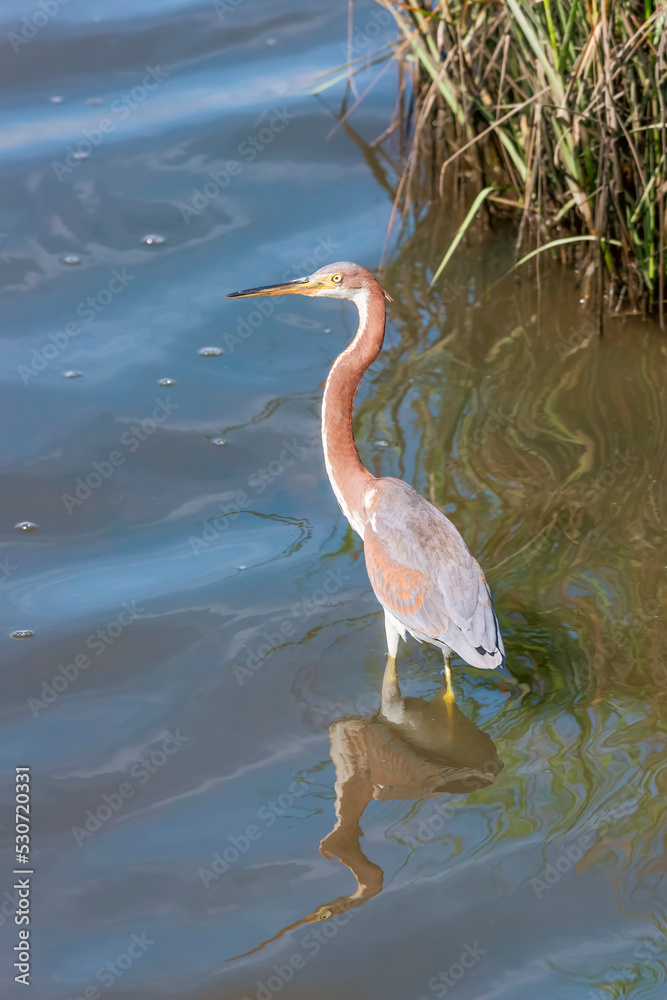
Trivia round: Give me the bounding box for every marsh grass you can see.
[371,0,667,324]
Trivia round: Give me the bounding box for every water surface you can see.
[1,1,666,998]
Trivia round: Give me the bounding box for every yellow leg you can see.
[382,615,404,722]
[443,656,455,706]
[382,653,400,704]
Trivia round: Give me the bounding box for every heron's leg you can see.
[381,613,403,722]
[443,653,455,705]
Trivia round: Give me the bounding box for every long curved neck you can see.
[321,280,386,535]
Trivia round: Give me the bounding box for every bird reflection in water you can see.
[231,660,502,959]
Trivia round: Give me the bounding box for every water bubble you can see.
[11,631,33,639]
[238,565,247,570]
[62,255,81,265]
[212,438,227,447]
[49,95,63,104]
[142,234,165,246]
[15,522,37,532]
[71,151,89,161]
[158,378,175,386]
[63,370,82,378]
[375,440,390,448]
[198,346,223,357]
[324,328,332,334]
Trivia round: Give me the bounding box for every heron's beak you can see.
[226,275,319,299]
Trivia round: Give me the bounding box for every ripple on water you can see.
[6,5,666,998]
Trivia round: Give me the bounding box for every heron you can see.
[227,261,505,699]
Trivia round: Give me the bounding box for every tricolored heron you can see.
[227,262,505,698]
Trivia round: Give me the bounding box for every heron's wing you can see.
[363,478,504,668]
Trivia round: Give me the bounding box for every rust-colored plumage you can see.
[227,261,504,685]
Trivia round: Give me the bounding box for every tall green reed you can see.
[373,0,667,324]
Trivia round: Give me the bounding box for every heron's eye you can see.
[331,273,343,284]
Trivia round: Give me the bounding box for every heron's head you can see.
[227,261,389,303]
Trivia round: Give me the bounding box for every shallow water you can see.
[1,1,666,998]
